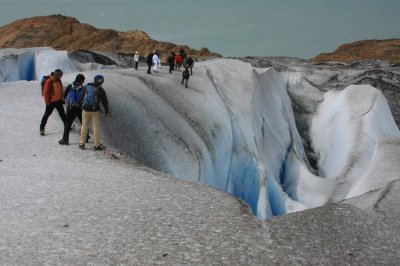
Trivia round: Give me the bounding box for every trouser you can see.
[135,62,139,70]
[147,63,152,73]
[175,63,182,70]
[181,77,189,88]
[169,64,174,73]
[188,65,193,75]
[40,100,66,130]
[62,106,89,142]
[80,111,100,147]
[153,64,159,72]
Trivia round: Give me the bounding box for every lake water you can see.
[1,0,399,58]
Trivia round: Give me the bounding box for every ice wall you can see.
[2,48,399,219]
[0,48,80,82]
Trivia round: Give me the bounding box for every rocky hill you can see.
[312,39,400,63]
[0,14,220,61]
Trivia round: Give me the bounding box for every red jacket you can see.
[175,54,183,64]
[43,77,64,105]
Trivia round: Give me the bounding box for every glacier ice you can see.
[1,48,399,220]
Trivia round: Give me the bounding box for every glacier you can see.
[1,48,399,221]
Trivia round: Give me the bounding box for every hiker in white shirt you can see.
[152,51,161,73]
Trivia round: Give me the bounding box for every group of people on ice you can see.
[143,48,194,88]
[40,70,109,151]
[39,48,195,149]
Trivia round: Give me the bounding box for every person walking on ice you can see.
[39,69,66,136]
[181,67,190,88]
[152,50,161,73]
[58,73,89,145]
[79,75,109,150]
[133,51,140,70]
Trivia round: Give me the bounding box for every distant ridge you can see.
[0,14,221,61]
[312,39,400,64]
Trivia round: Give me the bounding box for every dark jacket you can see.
[81,83,109,114]
[146,53,154,65]
[168,53,175,66]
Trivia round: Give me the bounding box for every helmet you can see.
[94,75,104,85]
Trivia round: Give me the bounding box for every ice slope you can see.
[1,48,400,220]
[1,78,399,266]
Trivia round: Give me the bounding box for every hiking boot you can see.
[40,129,45,136]
[79,144,85,150]
[94,144,106,151]
[58,139,69,145]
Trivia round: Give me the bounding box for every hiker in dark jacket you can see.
[59,74,90,145]
[168,52,175,73]
[186,56,194,75]
[39,69,66,136]
[146,52,154,74]
[181,67,190,88]
[79,75,109,150]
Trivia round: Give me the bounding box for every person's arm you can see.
[100,87,109,115]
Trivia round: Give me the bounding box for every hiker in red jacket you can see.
[39,69,66,136]
[175,53,183,71]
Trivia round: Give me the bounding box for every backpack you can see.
[82,84,99,111]
[40,75,50,96]
[186,57,194,66]
[183,69,190,79]
[66,84,83,108]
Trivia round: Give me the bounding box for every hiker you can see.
[152,51,161,73]
[39,69,66,136]
[181,67,190,88]
[79,75,109,150]
[168,51,175,73]
[146,52,153,74]
[133,51,139,70]
[186,55,194,75]
[179,48,187,61]
[58,74,89,145]
[175,52,183,71]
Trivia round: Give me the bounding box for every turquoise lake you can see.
[1,0,399,58]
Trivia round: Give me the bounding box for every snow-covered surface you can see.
[1,49,400,263]
[2,48,400,220]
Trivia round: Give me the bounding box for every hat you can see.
[94,75,104,84]
[75,73,85,83]
[135,51,138,54]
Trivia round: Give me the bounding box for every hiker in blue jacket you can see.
[59,74,89,145]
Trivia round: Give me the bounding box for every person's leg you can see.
[61,108,75,142]
[40,103,55,131]
[54,101,66,124]
[190,66,193,75]
[147,64,151,74]
[185,78,188,88]
[79,111,91,147]
[77,109,90,142]
[135,62,138,70]
[92,111,101,147]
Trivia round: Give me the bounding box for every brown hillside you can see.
[312,39,400,64]
[0,14,221,61]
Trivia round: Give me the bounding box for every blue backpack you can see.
[83,84,99,111]
[66,84,83,108]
